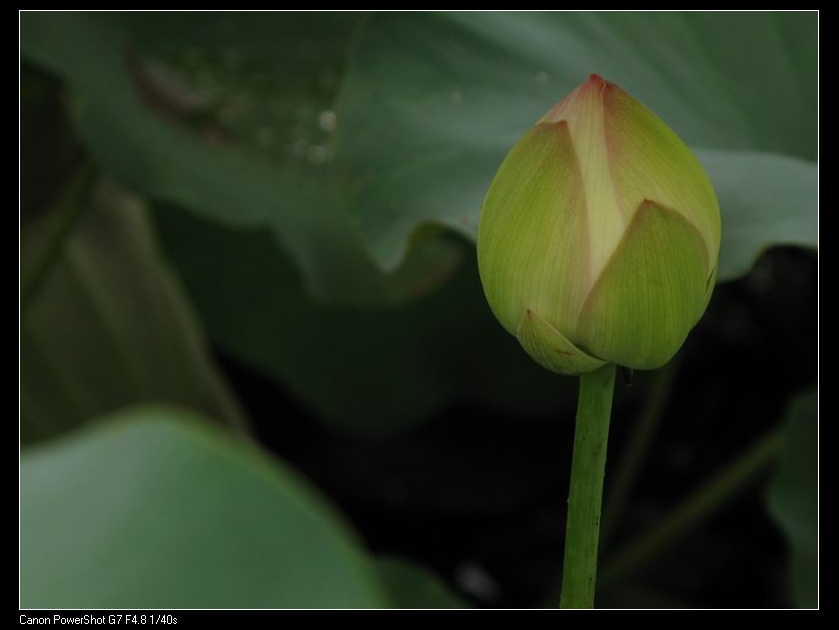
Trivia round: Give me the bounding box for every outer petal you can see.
[477,121,590,337]
[602,81,721,264]
[576,200,709,370]
[517,308,606,375]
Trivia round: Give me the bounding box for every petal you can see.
[477,121,590,337]
[576,200,710,370]
[542,74,628,280]
[601,82,721,264]
[517,308,607,376]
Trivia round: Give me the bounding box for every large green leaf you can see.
[19,11,460,306]
[334,11,817,277]
[21,183,245,443]
[768,389,818,608]
[153,205,572,436]
[20,408,388,608]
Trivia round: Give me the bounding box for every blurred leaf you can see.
[21,182,245,443]
[377,557,468,608]
[20,11,460,306]
[153,205,573,436]
[334,12,817,277]
[767,389,818,608]
[20,407,388,608]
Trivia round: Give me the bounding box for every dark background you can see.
[239,247,817,608]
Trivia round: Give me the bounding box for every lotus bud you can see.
[477,75,720,375]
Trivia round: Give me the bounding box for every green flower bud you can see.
[477,75,720,375]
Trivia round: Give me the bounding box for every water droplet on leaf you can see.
[318,110,337,132]
[307,145,328,164]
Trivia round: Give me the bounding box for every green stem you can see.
[599,430,783,589]
[601,361,677,548]
[560,363,617,609]
[21,163,96,313]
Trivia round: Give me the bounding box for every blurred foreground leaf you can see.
[768,389,818,608]
[20,11,460,306]
[20,408,387,608]
[335,12,817,277]
[21,183,245,443]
